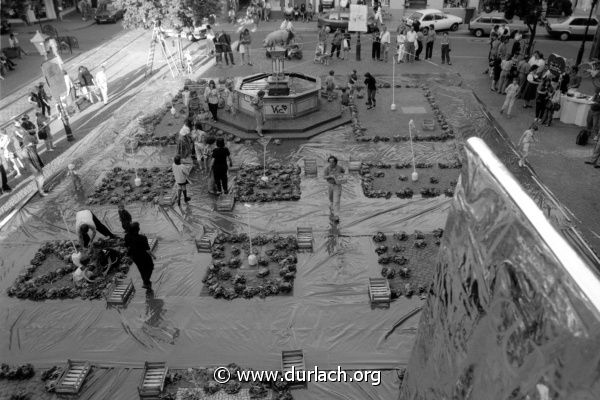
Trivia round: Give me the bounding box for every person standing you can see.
[415,28,424,61]
[239,28,253,66]
[522,65,540,108]
[500,78,520,118]
[265,0,271,21]
[204,80,220,122]
[211,137,233,195]
[75,209,116,248]
[0,151,11,195]
[341,30,351,60]
[325,70,336,102]
[22,127,46,196]
[251,90,266,137]
[380,26,391,62]
[56,104,75,142]
[364,72,377,109]
[36,112,55,152]
[425,24,435,60]
[396,29,406,63]
[118,202,132,233]
[318,26,329,56]
[30,83,51,116]
[405,26,416,63]
[323,155,345,223]
[440,32,451,65]
[517,124,537,167]
[176,120,194,163]
[125,222,156,290]
[218,30,235,66]
[78,66,98,103]
[8,33,28,56]
[172,155,192,205]
[371,30,381,61]
[534,80,550,121]
[348,69,358,97]
[331,28,344,59]
[0,128,23,177]
[516,58,530,96]
[497,55,515,94]
[95,65,109,105]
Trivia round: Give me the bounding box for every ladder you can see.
[145,25,180,79]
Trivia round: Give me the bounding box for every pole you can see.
[408,120,418,181]
[356,32,361,61]
[576,0,598,66]
[391,49,396,110]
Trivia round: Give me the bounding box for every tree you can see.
[505,0,543,58]
[113,0,220,30]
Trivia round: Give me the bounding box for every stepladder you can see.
[145,25,180,79]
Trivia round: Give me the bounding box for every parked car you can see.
[95,1,125,24]
[546,16,599,41]
[403,9,463,32]
[468,13,529,37]
[317,12,379,33]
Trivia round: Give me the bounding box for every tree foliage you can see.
[114,0,221,30]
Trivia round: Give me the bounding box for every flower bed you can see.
[6,238,132,301]
[0,364,34,380]
[86,167,175,205]
[349,83,456,142]
[359,161,461,199]
[155,363,294,400]
[372,230,443,298]
[202,233,298,300]
[235,164,301,202]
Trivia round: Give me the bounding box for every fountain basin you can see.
[234,73,321,120]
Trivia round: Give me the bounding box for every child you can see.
[314,43,329,65]
[71,252,95,288]
[193,126,209,171]
[172,155,192,205]
[440,32,451,65]
[517,124,537,167]
[325,70,335,102]
[67,163,83,192]
[500,77,520,118]
[118,201,132,233]
[185,50,193,74]
[340,87,350,114]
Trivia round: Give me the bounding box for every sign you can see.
[547,53,566,77]
[265,103,291,115]
[41,58,67,100]
[349,5,368,33]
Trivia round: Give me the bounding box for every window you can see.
[590,19,599,26]
[477,18,491,24]
[570,18,587,26]
[443,0,468,7]
[423,14,434,21]
[435,14,446,20]
[491,18,507,24]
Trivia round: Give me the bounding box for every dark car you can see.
[95,1,125,24]
[317,12,379,33]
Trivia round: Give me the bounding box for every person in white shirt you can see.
[380,25,391,62]
[8,33,28,56]
[405,26,417,62]
[95,65,108,105]
[280,18,294,32]
[71,252,95,287]
[75,209,116,248]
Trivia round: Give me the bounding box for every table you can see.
[558,95,593,127]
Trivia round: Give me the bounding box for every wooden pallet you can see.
[348,157,362,172]
[368,278,391,306]
[55,360,91,394]
[422,118,435,131]
[215,193,235,212]
[195,229,217,253]
[304,159,317,177]
[229,163,241,173]
[297,227,313,252]
[138,361,168,398]
[281,350,307,389]
[106,278,135,306]
[148,236,158,252]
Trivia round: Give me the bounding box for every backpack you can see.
[576,129,589,146]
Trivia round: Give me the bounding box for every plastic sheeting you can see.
[0,119,453,398]
[400,139,600,400]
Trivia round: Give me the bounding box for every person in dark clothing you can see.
[218,31,235,66]
[28,84,51,116]
[118,202,132,233]
[211,137,232,195]
[364,72,377,109]
[371,31,381,61]
[0,152,11,195]
[125,222,155,290]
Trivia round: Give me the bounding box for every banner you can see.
[349,5,368,32]
[41,57,66,101]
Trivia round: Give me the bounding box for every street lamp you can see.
[244,203,258,266]
[408,119,418,181]
[391,50,396,111]
[576,0,599,66]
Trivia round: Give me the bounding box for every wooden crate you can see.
[304,159,317,177]
[158,193,176,207]
[297,227,313,252]
[106,278,135,306]
[55,360,91,394]
[348,157,362,172]
[229,162,241,173]
[422,118,435,131]
[215,193,235,212]
[148,236,158,252]
[368,278,391,306]
[138,361,168,398]
[195,229,217,253]
[281,350,307,389]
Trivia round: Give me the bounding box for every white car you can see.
[404,9,463,32]
[546,16,599,41]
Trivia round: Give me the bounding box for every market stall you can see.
[558,92,593,127]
